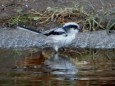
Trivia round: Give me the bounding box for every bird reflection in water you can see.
[17,51,78,80]
[44,53,78,80]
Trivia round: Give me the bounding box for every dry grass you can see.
[6,4,115,32]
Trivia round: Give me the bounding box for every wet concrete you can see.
[0,27,115,49]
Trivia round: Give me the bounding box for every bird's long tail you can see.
[16,25,42,34]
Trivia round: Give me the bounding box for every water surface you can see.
[0,49,115,86]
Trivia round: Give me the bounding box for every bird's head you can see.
[62,22,81,34]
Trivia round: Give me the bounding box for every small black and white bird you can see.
[17,22,81,52]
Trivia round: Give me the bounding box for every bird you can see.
[16,22,81,52]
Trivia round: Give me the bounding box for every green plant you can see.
[105,8,115,34]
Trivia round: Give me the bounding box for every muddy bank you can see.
[0,27,115,49]
[0,0,114,18]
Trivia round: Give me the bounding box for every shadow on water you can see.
[0,48,115,86]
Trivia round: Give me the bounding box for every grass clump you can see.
[104,9,115,33]
[9,5,86,25]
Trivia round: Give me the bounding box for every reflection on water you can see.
[44,53,78,80]
[0,49,115,86]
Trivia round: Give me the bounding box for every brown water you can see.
[0,49,115,86]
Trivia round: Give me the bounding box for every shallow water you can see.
[0,49,115,86]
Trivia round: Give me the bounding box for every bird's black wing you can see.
[43,28,66,36]
[44,30,65,36]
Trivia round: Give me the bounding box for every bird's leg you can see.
[54,46,59,53]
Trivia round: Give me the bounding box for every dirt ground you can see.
[0,0,114,29]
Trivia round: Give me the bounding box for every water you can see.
[0,49,115,86]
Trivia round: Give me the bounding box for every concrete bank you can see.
[0,28,115,49]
